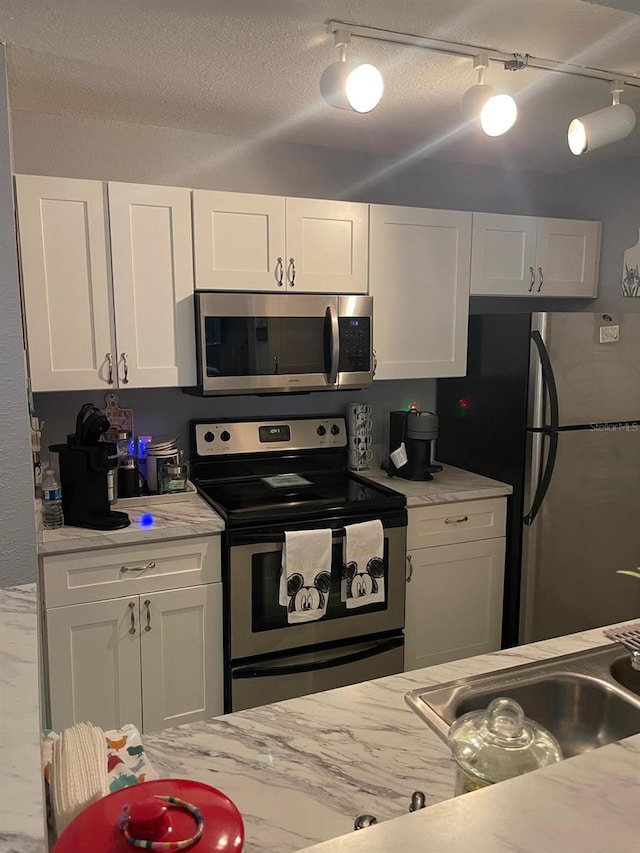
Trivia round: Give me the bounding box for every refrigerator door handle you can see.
[524,331,560,526]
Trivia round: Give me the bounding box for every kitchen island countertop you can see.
[360,464,512,506]
[142,623,636,853]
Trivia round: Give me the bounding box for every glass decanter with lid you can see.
[448,696,562,795]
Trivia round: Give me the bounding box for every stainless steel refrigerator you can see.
[437,312,640,646]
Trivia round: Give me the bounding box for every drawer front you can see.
[43,537,221,607]
[407,498,506,549]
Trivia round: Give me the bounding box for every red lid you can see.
[54,779,244,852]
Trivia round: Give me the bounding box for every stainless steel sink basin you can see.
[406,644,640,758]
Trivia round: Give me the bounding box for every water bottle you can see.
[42,468,64,529]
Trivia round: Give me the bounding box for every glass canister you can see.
[159,462,188,494]
[448,697,562,795]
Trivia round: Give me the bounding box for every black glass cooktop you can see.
[196,469,405,525]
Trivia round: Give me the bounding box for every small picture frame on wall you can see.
[622,229,640,297]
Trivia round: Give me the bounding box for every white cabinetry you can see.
[470,213,601,298]
[404,498,506,672]
[15,176,196,391]
[193,191,368,294]
[369,205,472,380]
[43,536,223,733]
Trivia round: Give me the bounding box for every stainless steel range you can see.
[190,416,407,712]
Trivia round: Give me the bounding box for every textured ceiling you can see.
[1,0,639,173]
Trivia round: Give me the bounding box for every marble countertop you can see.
[360,464,512,506]
[37,495,225,556]
[0,584,45,853]
[142,625,624,853]
[1,581,638,853]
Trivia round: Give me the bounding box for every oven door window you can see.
[251,539,389,633]
[205,316,328,377]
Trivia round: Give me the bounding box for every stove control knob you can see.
[220,430,231,442]
[316,425,326,437]
[203,431,215,443]
[330,424,340,436]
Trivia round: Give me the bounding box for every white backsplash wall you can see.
[33,379,437,470]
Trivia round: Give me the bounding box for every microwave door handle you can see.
[326,304,340,385]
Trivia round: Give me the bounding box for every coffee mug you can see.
[349,434,372,450]
[348,417,373,435]
[348,448,373,471]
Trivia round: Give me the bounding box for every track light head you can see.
[568,80,636,155]
[320,30,383,113]
[462,54,518,137]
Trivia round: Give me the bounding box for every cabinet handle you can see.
[144,599,151,632]
[528,267,535,292]
[128,601,136,635]
[444,515,469,524]
[120,561,156,573]
[275,257,284,287]
[406,554,413,583]
[106,352,114,384]
[288,257,296,287]
[120,352,129,384]
[537,267,544,293]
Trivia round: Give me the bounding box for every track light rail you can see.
[326,20,640,90]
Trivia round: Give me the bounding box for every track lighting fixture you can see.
[461,54,518,137]
[568,80,636,155]
[320,30,383,113]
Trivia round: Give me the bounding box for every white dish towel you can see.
[342,519,385,609]
[50,722,109,835]
[279,529,332,623]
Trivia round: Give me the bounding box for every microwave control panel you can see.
[339,317,371,373]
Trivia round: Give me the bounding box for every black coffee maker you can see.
[50,404,130,530]
[388,408,443,481]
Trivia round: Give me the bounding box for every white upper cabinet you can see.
[534,218,601,297]
[193,191,286,291]
[471,212,601,298]
[284,197,368,294]
[108,182,196,387]
[369,205,472,380]
[192,191,368,294]
[16,175,115,392]
[17,176,197,391]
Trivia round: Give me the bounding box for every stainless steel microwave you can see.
[192,292,373,396]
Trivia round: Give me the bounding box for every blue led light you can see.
[140,513,155,529]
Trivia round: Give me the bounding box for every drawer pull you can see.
[144,599,151,632]
[444,515,469,525]
[128,601,136,635]
[406,554,413,583]
[121,561,156,573]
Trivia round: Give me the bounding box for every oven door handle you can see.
[233,636,403,679]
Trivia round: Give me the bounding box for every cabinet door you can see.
[192,190,286,291]
[46,597,142,732]
[140,585,223,732]
[15,175,115,391]
[108,182,196,387]
[404,538,505,672]
[470,212,538,296]
[285,197,368,294]
[369,205,471,379]
[534,218,601,297]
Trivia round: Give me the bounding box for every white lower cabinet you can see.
[140,585,223,732]
[43,535,224,733]
[47,595,143,732]
[404,500,506,672]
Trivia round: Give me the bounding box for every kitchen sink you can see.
[406,644,640,758]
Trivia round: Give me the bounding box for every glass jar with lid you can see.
[448,696,562,795]
[159,462,188,494]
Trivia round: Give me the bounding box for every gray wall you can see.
[0,54,37,586]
